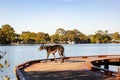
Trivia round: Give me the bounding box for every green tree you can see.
[20,31,35,43]
[79,34,91,43]
[0,29,3,44]
[35,32,50,43]
[55,28,66,36]
[112,32,120,40]
[65,30,77,42]
[51,28,91,44]
[73,29,82,36]
[50,34,59,43]
[0,24,15,44]
[91,30,111,43]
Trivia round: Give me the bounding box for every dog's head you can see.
[38,45,45,50]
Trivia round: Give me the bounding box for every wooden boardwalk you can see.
[15,55,120,80]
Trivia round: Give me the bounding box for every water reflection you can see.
[0,44,120,79]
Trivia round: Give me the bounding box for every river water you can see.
[0,44,120,80]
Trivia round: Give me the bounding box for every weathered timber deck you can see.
[15,55,120,80]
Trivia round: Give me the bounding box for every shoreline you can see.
[0,43,120,46]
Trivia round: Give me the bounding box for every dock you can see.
[15,55,120,80]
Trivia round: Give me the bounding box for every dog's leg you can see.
[45,53,49,62]
[58,51,64,63]
[53,53,57,63]
[61,55,64,63]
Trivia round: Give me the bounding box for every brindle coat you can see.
[38,45,65,63]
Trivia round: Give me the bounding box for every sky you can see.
[0,0,120,35]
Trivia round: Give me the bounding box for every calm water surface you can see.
[0,44,120,80]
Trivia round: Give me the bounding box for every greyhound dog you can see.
[38,45,65,63]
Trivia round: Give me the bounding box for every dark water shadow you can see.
[24,70,120,80]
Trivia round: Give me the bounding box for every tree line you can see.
[0,24,120,44]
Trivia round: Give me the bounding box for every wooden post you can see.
[97,65,101,68]
[104,64,109,69]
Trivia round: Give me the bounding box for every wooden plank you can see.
[109,58,120,62]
